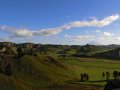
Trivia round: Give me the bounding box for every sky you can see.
[0,0,120,45]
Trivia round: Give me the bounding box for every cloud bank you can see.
[0,14,119,38]
[64,31,120,45]
[65,34,94,41]
[103,32,114,37]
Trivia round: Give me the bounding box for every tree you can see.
[113,71,118,80]
[86,74,89,81]
[106,71,110,80]
[118,72,120,79]
[39,46,47,54]
[17,47,24,57]
[102,72,105,79]
[83,73,89,81]
[80,74,84,82]
[5,63,13,76]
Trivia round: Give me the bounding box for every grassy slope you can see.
[1,54,120,89]
[13,54,77,89]
[0,74,30,90]
[19,55,120,87]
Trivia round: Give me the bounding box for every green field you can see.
[12,55,120,89]
[1,53,120,90]
[63,57,120,84]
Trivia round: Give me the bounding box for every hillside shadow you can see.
[89,80,107,82]
[104,80,120,90]
[66,79,106,85]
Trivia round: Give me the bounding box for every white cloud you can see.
[64,31,120,45]
[64,34,95,45]
[63,14,119,29]
[0,37,10,42]
[65,34,94,41]
[103,32,114,37]
[116,37,120,40]
[89,34,120,45]
[14,29,33,37]
[33,28,62,36]
[0,14,118,38]
[95,30,101,33]
[95,36,120,45]
[64,34,70,38]
[73,35,94,40]
[0,14,119,44]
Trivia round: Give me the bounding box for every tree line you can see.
[80,71,120,82]
[102,71,120,80]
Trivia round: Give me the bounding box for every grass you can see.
[13,55,76,88]
[22,55,120,87]
[61,57,120,86]
[1,54,120,89]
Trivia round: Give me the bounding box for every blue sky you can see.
[0,0,120,45]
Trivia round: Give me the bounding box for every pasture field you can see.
[1,54,120,90]
[59,57,120,86]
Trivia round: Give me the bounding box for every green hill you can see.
[0,54,77,90]
[0,42,120,90]
[94,48,120,59]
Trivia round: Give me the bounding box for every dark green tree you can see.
[113,71,118,80]
[81,73,89,82]
[102,72,105,79]
[106,71,110,80]
[118,72,120,79]
[5,63,13,76]
[80,74,84,82]
[17,47,24,57]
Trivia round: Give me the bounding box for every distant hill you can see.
[87,41,101,45]
[94,48,120,59]
[0,42,119,59]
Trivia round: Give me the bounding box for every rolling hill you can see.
[0,42,120,90]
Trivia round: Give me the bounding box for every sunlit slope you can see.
[1,54,120,89]
[13,55,76,88]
